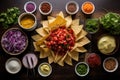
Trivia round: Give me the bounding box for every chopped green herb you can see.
[0,7,20,29]
[76,63,88,75]
[99,12,120,35]
[85,19,99,34]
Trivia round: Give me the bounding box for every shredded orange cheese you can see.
[83,2,93,13]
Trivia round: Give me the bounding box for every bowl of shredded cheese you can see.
[18,13,37,31]
[81,1,95,14]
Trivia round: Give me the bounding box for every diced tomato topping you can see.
[46,26,75,55]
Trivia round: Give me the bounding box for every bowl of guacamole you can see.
[97,34,118,55]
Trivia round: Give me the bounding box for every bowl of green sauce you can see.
[75,62,89,77]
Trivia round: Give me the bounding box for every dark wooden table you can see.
[0,0,120,80]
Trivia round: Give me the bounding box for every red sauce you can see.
[40,3,51,13]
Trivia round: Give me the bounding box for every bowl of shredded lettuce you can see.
[1,28,28,55]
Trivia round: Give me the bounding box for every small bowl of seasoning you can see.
[38,62,52,77]
[81,1,95,14]
[39,1,53,15]
[5,57,22,74]
[24,1,36,13]
[18,13,37,31]
[103,57,118,72]
[65,1,79,15]
[75,62,89,77]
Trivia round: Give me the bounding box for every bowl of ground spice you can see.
[65,1,79,15]
[24,1,36,13]
[103,57,118,72]
[18,13,37,31]
[39,1,53,15]
[81,1,95,14]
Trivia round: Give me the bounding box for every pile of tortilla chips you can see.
[32,12,90,66]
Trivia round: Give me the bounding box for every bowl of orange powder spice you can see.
[18,13,37,31]
[81,1,95,14]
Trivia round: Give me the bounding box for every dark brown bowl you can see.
[1,28,28,55]
[97,34,119,55]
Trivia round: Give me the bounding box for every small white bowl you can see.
[103,57,118,72]
[39,1,53,15]
[81,1,95,14]
[5,58,22,74]
[38,62,52,77]
[22,53,38,69]
[18,13,37,31]
[75,62,89,77]
[65,1,79,15]
[24,1,36,13]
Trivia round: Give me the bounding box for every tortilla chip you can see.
[74,47,87,53]
[77,37,90,47]
[41,20,49,27]
[57,11,64,18]
[48,53,54,64]
[64,55,72,65]
[54,53,63,63]
[33,42,40,51]
[57,53,68,66]
[36,28,48,37]
[68,51,79,61]
[71,19,80,26]
[32,34,42,41]
[76,29,87,41]
[49,16,66,27]
[43,27,50,33]
[58,59,64,66]
[36,35,49,46]
[39,48,50,58]
[48,16,55,24]
[65,16,72,27]
[71,25,83,35]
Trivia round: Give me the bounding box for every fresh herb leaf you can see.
[0,7,20,29]
[99,12,120,35]
[85,19,99,34]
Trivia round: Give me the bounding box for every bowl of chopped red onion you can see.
[1,28,28,55]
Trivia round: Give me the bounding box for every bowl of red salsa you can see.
[39,1,53,15]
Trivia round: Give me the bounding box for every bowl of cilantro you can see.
[75,62,89,77]
[85,18,99,34]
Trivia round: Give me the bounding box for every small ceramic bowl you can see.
[65,1,79,15]
[85,53,101,68]
[38,62,52,77]
[24,1,37,13]
[22,53,38,69]
[1,28,28,55]
[75,62,89,77]
[5,57,22,74]
[85,19,99,34]
[39,1,53,15]
[103,57,118,72]
[81,1,95,14]
[18,13,37,31]
[97,34,119,55]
